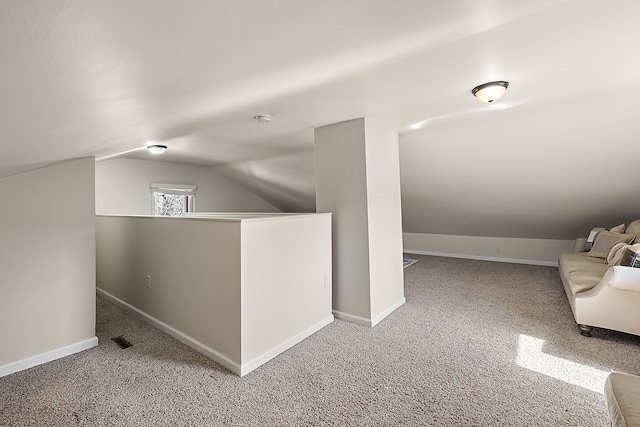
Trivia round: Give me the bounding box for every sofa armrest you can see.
[572,237,587,252]
[574,265,640,336]
[601,266,640,292]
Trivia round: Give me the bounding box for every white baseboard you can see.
[0,336,98,378]
[333,296,407,328]
[371,297,406,327]
[97,288,334,377]
[97,288,242,375]
[403,249,558,267]
[333,310,372,327]
[240,314,334,377]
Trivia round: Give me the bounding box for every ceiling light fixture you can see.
[471,81,509,103]
[146,144,167,155]
[253,114,271,123]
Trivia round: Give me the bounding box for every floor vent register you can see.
[111,336,133,349]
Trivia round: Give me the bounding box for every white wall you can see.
[403,232,576,266]
[315,118,405,327]
[364,119,405,325]
[241,214,333,363]
[315,119,372,321]
[95,158,280,215]
[96,216,243,364]
[0,158,97,375]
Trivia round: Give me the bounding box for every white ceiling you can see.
[2,0,640,239]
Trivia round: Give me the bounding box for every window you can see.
[150,183,196,216]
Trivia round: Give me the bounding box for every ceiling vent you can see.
[253,115,271,123]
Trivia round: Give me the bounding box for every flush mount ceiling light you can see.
[253,114,271,123]
[146,144,167,155]
[471,81,509,103]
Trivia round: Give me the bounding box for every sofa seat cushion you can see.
[605,372,640,427]
[559,252,608,274]
[565,270,605,295]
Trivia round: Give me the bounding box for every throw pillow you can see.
[610,223,626,234]
[607,242,629,266]
[619,243,640,268]
[587,230,635,259]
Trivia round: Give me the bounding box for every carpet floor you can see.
[2,255,640,426]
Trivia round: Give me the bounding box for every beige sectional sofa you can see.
[558,219,640,337]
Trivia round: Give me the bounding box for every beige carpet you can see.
[2,255,640,426]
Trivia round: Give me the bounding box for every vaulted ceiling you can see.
[2,0,639,239]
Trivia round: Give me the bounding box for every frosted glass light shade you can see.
[472,81,509,103]
[147,144,167,155]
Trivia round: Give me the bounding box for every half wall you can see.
[96,213,333,376]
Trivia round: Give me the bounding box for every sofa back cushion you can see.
[585,226,606,251]
[625,220,640,240]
